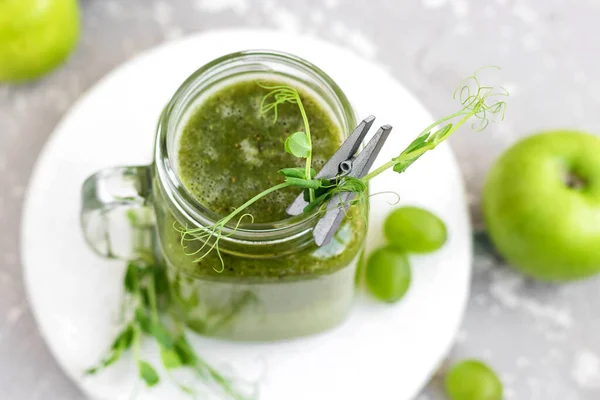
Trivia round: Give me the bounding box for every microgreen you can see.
[138,361,160,387]
[85,251,255,400]
[91,70,507,398]
[361,67,507,182]
[278,167,317,179]
[284,131,311,158]
[258,83,315,201]
[176,70,507,269]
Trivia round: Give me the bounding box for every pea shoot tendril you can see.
[176,68,508,270]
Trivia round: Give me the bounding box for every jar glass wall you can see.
[152,51,366,341]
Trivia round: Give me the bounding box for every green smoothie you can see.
[160,78,365,281]
[154,76,366,340]
[177,79,341,222]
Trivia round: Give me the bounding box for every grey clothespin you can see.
[287,116,392,246]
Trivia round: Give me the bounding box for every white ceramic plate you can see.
[21,29,471,400]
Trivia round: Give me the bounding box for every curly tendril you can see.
[453,66,508,131]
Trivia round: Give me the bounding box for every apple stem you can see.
[565,171,586,190]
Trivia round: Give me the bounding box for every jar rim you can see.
[154,49,357,242]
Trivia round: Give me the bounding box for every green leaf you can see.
[303,191,333,213]
[153,267,170,296]
[84,350,120,375]
[160,347,182,369]
[404,130,430,154]
[85,324,135,375]
[135,308,152,334]
[285,177,322,189]
[320,178,333,187]
[124,263,139,293]
[150,322,174,349]
[180,385,195,395]
[180,290,200,310]
[111,324,134,351]
[138,360,160,387]
[186,318,207,334]
[338,177,367,193]
[393,157,419,174]
[278,167,316,179]
[140,287,152,309]
[102,350,121,368]
[84,366,100,375]
[173,336,197,366]
[430,123,453,144]
[284,131,310,158]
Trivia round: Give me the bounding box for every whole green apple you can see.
[0,0,80,82]
[483,131,600,281]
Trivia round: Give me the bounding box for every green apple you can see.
[483,130,600,281]
[0,0,80,82]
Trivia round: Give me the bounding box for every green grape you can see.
[445,359,503,400]
[0,0,80,82]
[384,206,447,253]
[365,246,411,302]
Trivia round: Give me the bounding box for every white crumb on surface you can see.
[484,5,496,18]
[453,23,470,35]
[516,356,530,368]
[269,6,302,33]
[152,1,173,26]
[422,0,468,17]
[512,3,538,24]
[310,10,325,25]
[165,26,184,40]
[489,304,502,316]
[193,0,249,15]
[501,25,513,38]
[330,20,377,59]
[3,253,17,266]
[489,270,573,329]
[543,54,557,69]
[504,387,516,399]
[324,0,341,9]
[549,348,564,360]
[44,88,70,112]
[450,0,469,18]
[0,305,25,340]
[10,185,24,199]
[104,0,124,17]
[6,306,24,325]
[474,293,487,306]
[0,271,11,285]
[572,350,600,389]
[521,34,539,51]
[573,70,587,84]
[14,95,29,113]
[422,0,447,9]
[455,329,468,343]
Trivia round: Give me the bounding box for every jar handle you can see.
[80,165,154,260]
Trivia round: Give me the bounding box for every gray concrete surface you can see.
[1,0,600,399]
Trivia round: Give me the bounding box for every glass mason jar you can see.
[81,50,367,341]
